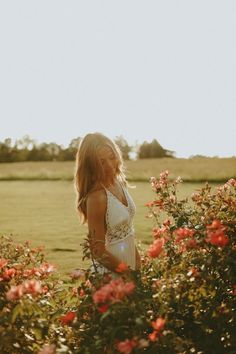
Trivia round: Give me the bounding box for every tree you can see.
[114,136,132,160]
[138,139,175,158]
[60,137,82,161]
[15,135,36,150]
[0,138,12,162]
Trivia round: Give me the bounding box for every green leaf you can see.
[100,309,111,322]
[11,303,22,323]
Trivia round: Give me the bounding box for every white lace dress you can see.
[91,182,136,274]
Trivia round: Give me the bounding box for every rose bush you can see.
[1,172,235,353]
[140,172,236,353]
[57,172,235,353]
[0,236,80,354]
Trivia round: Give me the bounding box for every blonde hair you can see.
[74,132,127,223]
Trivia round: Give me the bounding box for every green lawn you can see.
[0,180,213,274]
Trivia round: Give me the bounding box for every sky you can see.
[0,1,235,158]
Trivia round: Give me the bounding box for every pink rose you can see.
[206,220,229,247]
[147,239,165,258]
[151,317,165,331]
[116,338,137,354]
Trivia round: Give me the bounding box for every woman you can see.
[74,132,141,274]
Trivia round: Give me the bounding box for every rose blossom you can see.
[206,220,229,247]
[174,176,182,184]
[174,227,195,243]
[69,268,85,280]
[191,192,201,202]
[116,262,129,273]
[23,279,42,295]
[116,338,137,354]
[160,170,169,180]
[148,330,158,342]
[60,311,76,326]
[148,317,166,342]
[39,262,56,275]
[23,269,34,277]
[114,281,135,301]
[6,284,25,301]
[85,279,92,288]
[186,238,198,249]
[227,178,236,187]
[207,232,229,247]
[150,177,157,189]
[93,278,135,304]
[151,317,166,331]
[2,268,17,280]
[93,284,112,303]
[163,218,171,227]
[98,304,109,313]
[79,288,85,297]
[147,238,165,258]
[208,219,224,230]
[6,279,42,301]
[152,225,169,238]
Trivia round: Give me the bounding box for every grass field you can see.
[0,157,235,182]
[1,158,234,274]
[0,179,220,274]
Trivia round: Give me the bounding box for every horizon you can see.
[0,133,235,159]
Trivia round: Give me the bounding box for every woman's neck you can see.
[102,177,117,188]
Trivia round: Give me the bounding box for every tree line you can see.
[0,135,175,162]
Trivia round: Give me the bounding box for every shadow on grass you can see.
[51,248,77,252]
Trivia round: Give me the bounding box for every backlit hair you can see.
[74,132,127,223]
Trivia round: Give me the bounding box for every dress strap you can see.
[100,183,107,191]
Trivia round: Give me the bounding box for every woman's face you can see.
[97,146,118,180]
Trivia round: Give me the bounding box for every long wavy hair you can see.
[74,132,127,223]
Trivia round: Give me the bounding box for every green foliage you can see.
[138,139,175,159]
[114,135,132,160]
[65,173,236,353]
[141,173,236,353]
[0,236,79,353]
[0,173,235,353]
[0,135,176,162]
[0,135,82,163]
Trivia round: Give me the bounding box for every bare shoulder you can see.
[86,188,107,214]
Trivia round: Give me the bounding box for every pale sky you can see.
[0,1,235,157]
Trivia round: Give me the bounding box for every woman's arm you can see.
[86,189,122,273]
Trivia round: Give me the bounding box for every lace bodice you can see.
[103,183,136,245]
